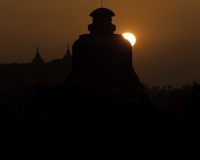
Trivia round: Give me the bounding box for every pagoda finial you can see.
[67,45,70,55]
[37,45,39,54]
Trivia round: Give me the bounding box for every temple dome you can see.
[90,8,115,17]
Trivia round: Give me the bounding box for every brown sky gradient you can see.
[0,0,200,87]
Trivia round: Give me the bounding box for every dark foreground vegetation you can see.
[0,76,199,129]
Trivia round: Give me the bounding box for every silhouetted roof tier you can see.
[90,8,115,17]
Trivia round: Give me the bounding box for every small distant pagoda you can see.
[62,45,71,61]
[31,46,45,64]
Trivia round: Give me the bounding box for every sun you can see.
[122,33,136,46]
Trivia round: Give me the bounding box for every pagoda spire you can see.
[62,45,72,60]
[31,46,44,64]
[66,45,70,55]
[36,45,40,57]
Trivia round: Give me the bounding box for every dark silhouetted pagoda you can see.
[66,8,146,100]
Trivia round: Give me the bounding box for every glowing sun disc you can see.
[122,33,136,46]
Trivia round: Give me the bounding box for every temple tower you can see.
[66,8,145,97]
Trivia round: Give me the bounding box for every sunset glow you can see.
[122,33,136,46]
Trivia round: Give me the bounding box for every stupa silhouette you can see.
[66,8,147,100]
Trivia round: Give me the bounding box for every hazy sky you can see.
[1,0,200,87]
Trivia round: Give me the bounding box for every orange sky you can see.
[0,0,200,87]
